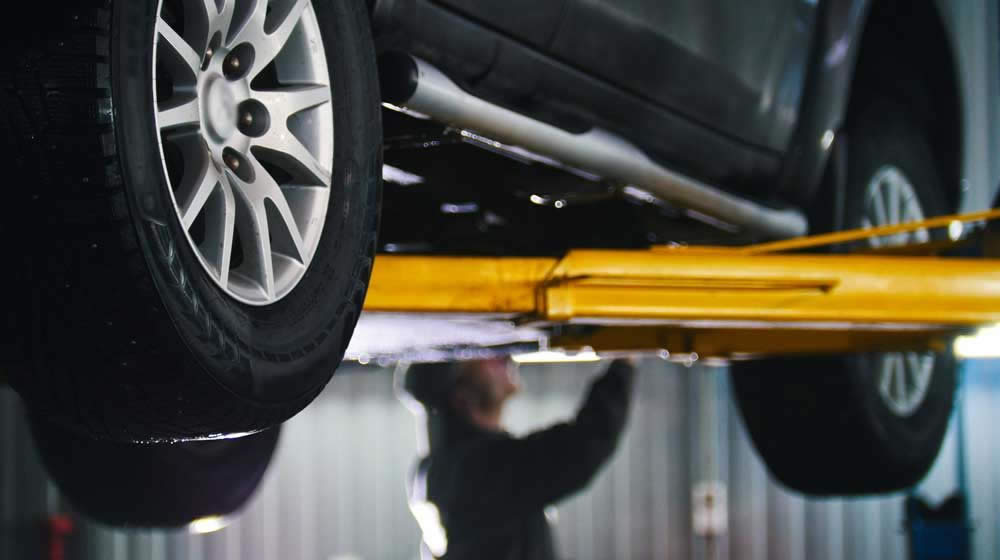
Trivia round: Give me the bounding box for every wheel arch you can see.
[844,0,963,212]
[780,0,962,215]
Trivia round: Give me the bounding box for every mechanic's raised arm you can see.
[476,359,636,517]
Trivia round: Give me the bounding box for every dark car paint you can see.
[548,0,816,152]
[776,0,871,205]
[371,0,870,207]
[373,0,783,198]
[431,0,566,49]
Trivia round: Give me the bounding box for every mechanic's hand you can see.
[576,358,637,435]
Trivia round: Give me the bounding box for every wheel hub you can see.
[203,75,241,143]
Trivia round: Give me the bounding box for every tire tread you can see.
[4,0,378,440]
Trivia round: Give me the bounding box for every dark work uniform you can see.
[416,360,635,560]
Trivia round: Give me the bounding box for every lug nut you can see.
[225,155,240,171]
[237,100,269,137]
[202,48,215,70]
[223,44,254,79]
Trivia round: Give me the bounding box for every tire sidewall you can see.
[112,0,380,404]
[31,415,281,527]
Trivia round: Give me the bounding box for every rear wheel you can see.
[731,100,957,495]
[30,416,280,528]
[4,0,381,441]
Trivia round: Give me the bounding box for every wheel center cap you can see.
[204,77,238,142]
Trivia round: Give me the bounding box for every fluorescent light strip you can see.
[188,515,229,535]
[382,164,425,186]
[954,324,1000,358]
[511,350,601,364]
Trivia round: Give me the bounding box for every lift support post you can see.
[363,210,1000,358]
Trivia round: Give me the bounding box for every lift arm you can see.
[363,211,1000,358]
[366,251,1000,325]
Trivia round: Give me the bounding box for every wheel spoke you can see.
[870,186,889,227]
[193,168,237,288]
[158,97,201,132]
[887,174,902,224]
[902,190,920,222]
[252,130,331,187]
[231,186,276,300]
[253,85,331,120]
[157,17,202,78]
[180,163,221,230]
[264,0,311,63]
[199,0,217,19]
[880,359,894,398]
[866,190,888,247]
[861,217,883,247]
[270,194,307,261]
[892,355,906,405]
[215,174,237,289]
[901,176,917,243]
[229,0,312,76]
[248,154,307,260]
[905,353,921,391]
[880,349,935,417]
[226,0,267,48]
[909,352,933,393]
[251,199,276,299]
[884,355,898,406]
[903,189,929,242]
[209,0,237,43]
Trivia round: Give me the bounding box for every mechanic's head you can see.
[405,357,520,428]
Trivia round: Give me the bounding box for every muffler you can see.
[380,54,808,239]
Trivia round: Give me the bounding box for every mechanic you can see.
[403,356,635,560]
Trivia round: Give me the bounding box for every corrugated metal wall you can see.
[1,359,994,559]
[960,360,1000,559]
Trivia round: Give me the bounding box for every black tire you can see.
[731,100,957,495]
[3,1,381,441]
[30,415,280,528]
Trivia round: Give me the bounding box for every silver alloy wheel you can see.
[153,0,334,305]
[862,166,930,246]
[864,165,934,416]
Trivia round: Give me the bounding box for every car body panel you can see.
[373,0,996,216]
[373,0,782,197]
[776,0,869,204]
[548,0,816,152]
[936,0,1000,214]
[431,0,565,49]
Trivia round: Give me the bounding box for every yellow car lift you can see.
[362,210,1000,359]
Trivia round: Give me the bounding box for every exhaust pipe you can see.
[380,54,808,239]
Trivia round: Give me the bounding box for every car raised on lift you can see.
[2,0,995,494]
